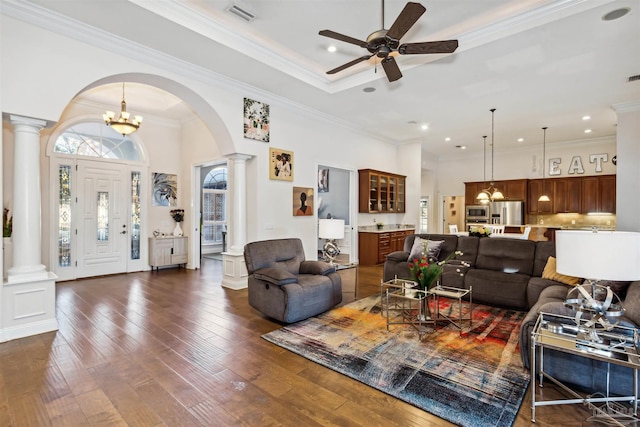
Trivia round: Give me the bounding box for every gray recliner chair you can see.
[244,238,342,323]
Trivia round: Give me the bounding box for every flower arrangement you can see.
[469,226,491,238]
[3,208,12,238]
[408,244,467,292]
[170,209,184,223]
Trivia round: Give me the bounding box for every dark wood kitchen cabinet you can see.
[358,169,406,213]
[553,177,582,213]
[582,175,616,213]
[528,179,553,214]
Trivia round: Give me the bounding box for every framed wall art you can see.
[243,97,270,142]
[152,172,177,206]
[318,168,329,193]
[269,147,294,181]
[293,187,314,216]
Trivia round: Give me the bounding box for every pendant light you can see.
[103,83,143,136]
[479,108,504,201]
[476,135,491,203]
[538,126,551,202]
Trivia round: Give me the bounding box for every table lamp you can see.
[556,230,640,343]
[319,218,345,264]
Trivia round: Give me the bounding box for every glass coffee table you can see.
[430,284,473,335]
[381,278,434,339]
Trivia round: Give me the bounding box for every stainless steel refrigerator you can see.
[489,201,524,225]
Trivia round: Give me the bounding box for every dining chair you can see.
[449,224,458,234]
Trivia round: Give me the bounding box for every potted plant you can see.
[170,209,184,237]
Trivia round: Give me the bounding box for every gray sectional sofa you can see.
[383,233,640,396]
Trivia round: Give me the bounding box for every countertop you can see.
[358,224,416,233]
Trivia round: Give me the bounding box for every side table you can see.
[430,285,473,335]
[334,262,358,304]
[385,286,433,340]
[531,312,640,424]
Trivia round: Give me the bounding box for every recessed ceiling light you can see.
[445,137,451,141]
[582,115,591,121]
[327,45,337,53]
[584,129,592,133]
[362,87,376,93]
[455,145,466,149]
[421,124,428,130]
[408,120,417,124]
[517,138,524,142]
[602,7,630,21]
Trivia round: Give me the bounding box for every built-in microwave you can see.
[466,205,490,223]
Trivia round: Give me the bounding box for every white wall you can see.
[614,103,640,231]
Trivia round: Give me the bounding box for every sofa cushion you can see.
[253,267,298,286]
[541,256,581,286]
[599,280,632,300]
[454,236,479,267]
[623,281,640,325]
[533,241,555,277]
[464,269,530,309]
[475,238,536,276]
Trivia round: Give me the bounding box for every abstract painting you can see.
[152,172,177,206]
[318,168,329,193]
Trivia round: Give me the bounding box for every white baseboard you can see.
[0,318,59,343]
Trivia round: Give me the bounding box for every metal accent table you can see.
[381,278,434,339]
[430,285,473,335]
[531,312,640,424]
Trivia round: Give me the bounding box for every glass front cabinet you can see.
[358,169,407,213]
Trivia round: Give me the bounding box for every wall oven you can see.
[465,205,490,223]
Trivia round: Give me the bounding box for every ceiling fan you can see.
[319,1,458,82]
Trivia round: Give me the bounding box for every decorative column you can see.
[8,115,48,282]
[221,153,252,290]
[2,115,58,343]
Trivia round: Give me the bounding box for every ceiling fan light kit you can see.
[319,1,458,82]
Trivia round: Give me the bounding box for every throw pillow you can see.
[426,239,445,260]
[408,236,425,261]
[542,256,582,286]
[407,237,445,262]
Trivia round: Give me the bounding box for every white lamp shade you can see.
[319,219,345,240]
[556,230,640,281]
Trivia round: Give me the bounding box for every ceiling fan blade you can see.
[386,2,426,42]
[399,39,459,55]
[319,30,368,48]
[326,55,374,74]
[381,56,402,82]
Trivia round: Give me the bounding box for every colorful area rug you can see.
[262,295,530,427]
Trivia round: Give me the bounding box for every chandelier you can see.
[103,83,143,136]
[477,108,504,202]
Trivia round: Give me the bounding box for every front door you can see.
[76,160,129,278]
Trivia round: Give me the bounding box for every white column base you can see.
[7,264,48,283]
[1,272,58,343]
[220,251,248,290]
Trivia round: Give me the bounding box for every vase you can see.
[173,222,183,237]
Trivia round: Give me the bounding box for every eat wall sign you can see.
[548,153,616,176]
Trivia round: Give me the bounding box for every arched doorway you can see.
[45,75,235,279]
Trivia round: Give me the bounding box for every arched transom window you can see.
[54,121,141,161]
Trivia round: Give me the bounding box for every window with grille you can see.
[202,166,227,246]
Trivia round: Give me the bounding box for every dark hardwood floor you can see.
[0,260,613,426]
